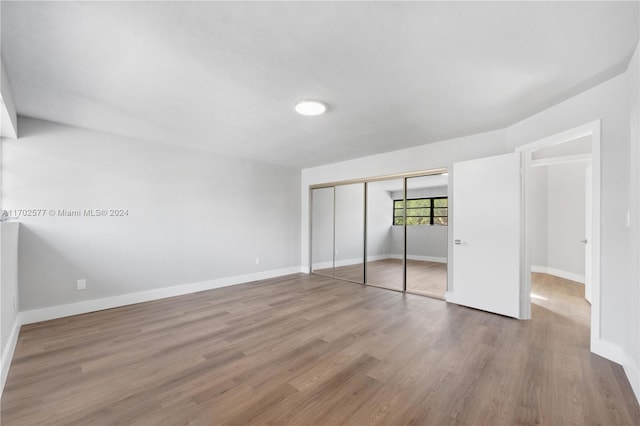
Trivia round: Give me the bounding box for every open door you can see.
[449,152,523,318]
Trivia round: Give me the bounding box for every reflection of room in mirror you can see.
[405,174,448,299]
[310,187,335,277]
[366,179,404,291]
[334,183,365,283]
[310,171,448,300]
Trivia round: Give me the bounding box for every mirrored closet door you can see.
[311,187,335,277]
[309,169,448,299]
[334,183,365,283]
[366,179,404,291]
[405,175,449,299]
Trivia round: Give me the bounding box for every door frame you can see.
[515,120,601,349]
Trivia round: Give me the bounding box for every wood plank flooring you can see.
[2,273,639,425]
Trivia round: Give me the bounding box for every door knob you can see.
[581,239,588,244]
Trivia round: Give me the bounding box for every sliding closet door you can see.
[405,174,449,298]
[334,183,365,283]
[366,179,404,291]
[311,187,334,277]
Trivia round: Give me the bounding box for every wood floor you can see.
[2,273,639,425]
[316,259,447,299]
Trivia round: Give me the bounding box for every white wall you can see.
[0,60,18,139]
[507,49,639,398]
[530,167,548,267]
[310,187,334,268]
[366,183,395,260]
[0,223,19,352]
[627,41,640,400]
[3,117,301,311]
[335,183,365,263]
[531,162,589,282]
[0,222,19,393]
[546,163,588,280]
[391,226,448,261]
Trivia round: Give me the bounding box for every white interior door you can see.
[450,152,522,318]
[584,165,592,303]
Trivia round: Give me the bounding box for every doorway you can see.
[517,120,601,347]
[527,135,592,324]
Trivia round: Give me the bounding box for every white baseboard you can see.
[591,336,626,365]
[444,291,457,304]
[312,254,447,270]
[591,336,640,404]
[623,356,640,405]
[20,266,303,325]
[0,316,21,398]
[531,265,585,284]
[311,255,393,271]
[335,258,365,268]
[367,254,392,262]
[390,254,447,263]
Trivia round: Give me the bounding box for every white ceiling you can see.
[532,135,592,161]
[2,1,638,169]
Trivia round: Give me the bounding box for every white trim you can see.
[311,260,333,270]
[389,253,447,263]
[0,316,21,398]
[591,337,626,366]
[366,254,392,262]
[590,337,640,402]
[531,265,585,284]
[444,291,458,304]
[20,266,302,325]
[623,355,640,405]
[335,258,365,268]
[531,153,592,167]
[312,257,374,270]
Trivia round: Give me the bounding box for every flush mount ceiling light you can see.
[294,99,327,116]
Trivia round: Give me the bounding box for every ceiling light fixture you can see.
[295,99,327,116]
